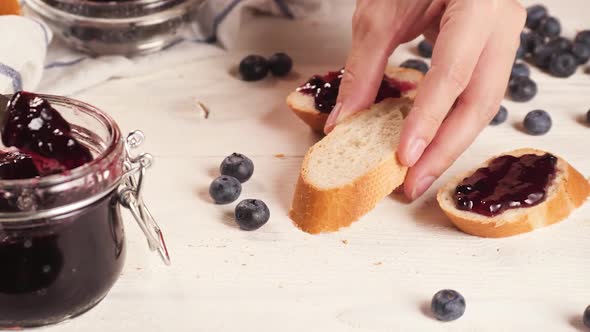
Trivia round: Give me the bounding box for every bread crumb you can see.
[341,239,348,245]
[374,261,382,266]
[274,154,286,158]
[195,100,210,119]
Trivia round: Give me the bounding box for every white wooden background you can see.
[42,1,589,331]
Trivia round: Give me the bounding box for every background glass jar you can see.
[24,0,204,56]
[0,95,169,328]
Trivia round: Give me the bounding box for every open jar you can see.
[0,94,169,328]
[24,0,203,56]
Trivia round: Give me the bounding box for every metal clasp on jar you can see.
[118,131,171,265]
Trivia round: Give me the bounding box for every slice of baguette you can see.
[287,66,422,133]
[437,148,590,238]
[0,0,20,15]
[289,98,413,234]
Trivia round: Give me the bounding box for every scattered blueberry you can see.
[583,305,590,328]
[490,105,508,125]
[547,37,572,52]
[268,52,293,77]
[515,44,526,59]
[220,153,254,183]
[549,53,578,78]
[522,32,545,53]
[239,55,269,81]
[536,16,561,38]
[400,59,429,74]
[533,44,557,69]
[523,110,552,135]
[586,109,590,124]
[418,39,433,58]
[575,30,590,46]
[209,176,242,204]
[525,4,548,30]
[234,199,270,231]
[572,42,590,64]
[511,62,530,78]
[430,290,466,322]
[509,76,537,102]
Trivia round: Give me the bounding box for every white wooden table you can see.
[45,1,590,331]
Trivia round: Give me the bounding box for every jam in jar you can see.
[0,92,169,328]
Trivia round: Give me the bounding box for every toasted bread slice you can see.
[0,0,20,15]
[289,98,413,234]
[437,148,590,238]
[287,66,422,133]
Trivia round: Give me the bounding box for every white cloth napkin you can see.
[0,15,52,94]
[0,0,324,96]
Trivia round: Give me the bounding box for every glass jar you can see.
[24,0,204,56]
[0,94,170,328]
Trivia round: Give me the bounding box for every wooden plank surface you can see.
[43,1,590,331]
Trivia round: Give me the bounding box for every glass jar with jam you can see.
[0,93,170,328]
[24,0,204,56]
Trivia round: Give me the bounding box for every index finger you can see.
[397,0,498,167]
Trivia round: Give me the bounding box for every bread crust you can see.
[0,0,20,15]
[437,148,590,238]
[289,99,411,234]
[287,66,422,133]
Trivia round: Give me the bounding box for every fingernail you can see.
[404,137,426,167]
[324,102,342,133]
[410,175,436,200]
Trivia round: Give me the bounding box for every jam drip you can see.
[454,153,557,217]
[297,69,413,113]
[1,91,93,177]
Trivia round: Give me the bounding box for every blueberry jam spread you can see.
[297,69,415,113]
[454,153,557,217]
[0,91,93,179]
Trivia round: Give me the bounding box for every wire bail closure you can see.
[118,130,171,265]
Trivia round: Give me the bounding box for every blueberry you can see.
[418,39,433,58]
[220,153,254,183]
[490,105,508,125]
[572,42,590,64]
[268,52,293,77]
[586,109,590,124]
[511,62,530,78]
[525,4,548,29]
[575,30,590,46]
[431,290,466,322]
[515,44,526,59]
[508,76,537,102]
[239,55,269,81]
[584,305,590,328]
[549,53,578,78]
[523,110,552,135]
[400,59,429,74]
[536,16,561,38]
[547,37,572,52]
[522,32,545,53]
[533,44,557,69]
[209,176,242,204]
[234,199,270,231]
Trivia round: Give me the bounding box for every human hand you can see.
[324,0,526,200]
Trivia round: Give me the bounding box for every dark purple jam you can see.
[0,151,40,180]
[454,153,557,217]
[297,69,415,113]
[1,92,93,176]
[0,191,125,327]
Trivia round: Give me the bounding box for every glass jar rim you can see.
[27,0,198,22]
[0,94,123,190]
